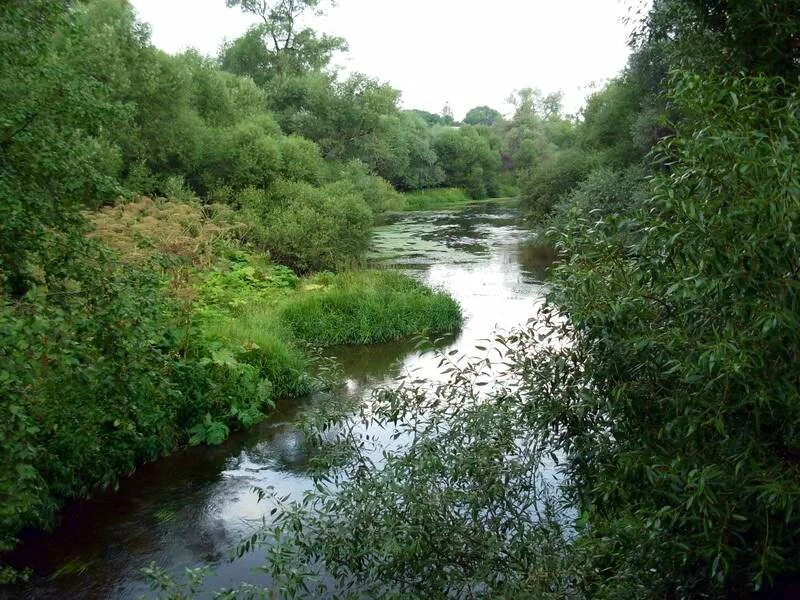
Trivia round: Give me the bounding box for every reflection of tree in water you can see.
[518,242,556,283]
[372,204,528,266]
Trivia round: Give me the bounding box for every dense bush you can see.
[519,148,593,218]
[198,116,282,193]
[551,165,648,225]
[242,180,373,272]
[0,239,265,578]
[433,127,502,199]
[530,71,800,597]
[323,161,406,214]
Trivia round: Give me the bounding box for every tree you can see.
[0,0,122,296]
[463,105,503,126]
[433,126,501,198]
[440,101,455,125]
[222,0,346,81]
[356,111,443,190]
[407,108,445,126]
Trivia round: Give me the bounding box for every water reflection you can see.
[3,200,553,599]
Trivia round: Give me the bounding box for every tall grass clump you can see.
[278,270,462,345]
[201,312,314,398]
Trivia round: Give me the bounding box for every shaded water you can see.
[5,201,553,599]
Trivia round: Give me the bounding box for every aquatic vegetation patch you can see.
[278,270,463,346]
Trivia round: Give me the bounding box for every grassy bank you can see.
[402,188,473,211]
[402,187,519,211]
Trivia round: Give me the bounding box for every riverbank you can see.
[401,187,519,211]
[3,200,542,599]
[0,197,461,580]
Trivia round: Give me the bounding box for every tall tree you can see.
[0,0,121,297]
[222,0,346,82]
[463,105,503,126]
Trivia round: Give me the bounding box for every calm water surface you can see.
[4,201,553,599]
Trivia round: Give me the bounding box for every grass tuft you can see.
[278,270,462,346]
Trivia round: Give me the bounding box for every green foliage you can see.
[200,115,282,192]
[402,187,473,211]
[646,0,800,78]
[324,161,406,214]
[463,105,503,126]
[553,165,648,222]
[191,252,313,398]
[195,259,299,319]
[243,179,374,273]
[407,109,449,126]
[177,51,266,127]
[1,241,180,571]
[201,69,800,599]
[222,0,346,82]
[356,112,444,190]
[496,172,520,198]
[276,134,325,184]
[278,270,462,345]
[503,88,571,170]
[537,70,800,596]
[0,0,122,296]
[168,3,800,599]
[433,127,502,199]
[580,78,653,168]
[188,417,231,447]
[520,147,592,218]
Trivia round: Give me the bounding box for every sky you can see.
[129,0,644,120]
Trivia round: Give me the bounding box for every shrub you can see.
[323,161,406,214]
[520,147,592,218]
[551,165,648,223]
[541,72,800,595]
[161,175,198,203]
[200,116,282,192]
[277,135,325,185]
[0,239,186,571]
[433,127,502,199]
[244,180,373,273]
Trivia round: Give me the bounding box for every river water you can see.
[5,200,553,599]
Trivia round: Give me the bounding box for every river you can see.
[5,200,553,599]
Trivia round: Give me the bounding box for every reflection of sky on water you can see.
[5,202,555,599]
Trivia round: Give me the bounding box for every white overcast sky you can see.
[129,0,645,119]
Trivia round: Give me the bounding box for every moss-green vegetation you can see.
[9,0,799,595]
